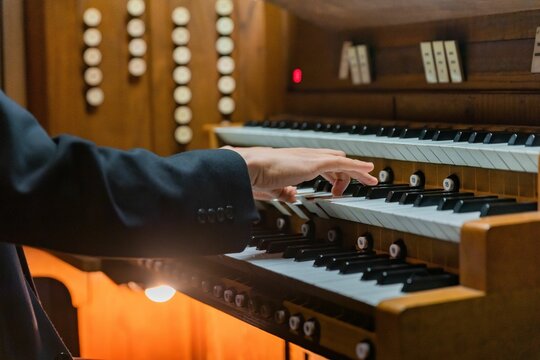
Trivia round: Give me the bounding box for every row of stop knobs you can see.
[208,282,319,337]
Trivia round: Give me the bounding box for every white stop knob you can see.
[217,56,235,75]
[129,38,147,57]
[355,341,371,360]
[127,18,145,37]
[86,87,104,107]
[127,0,145,17]
[172,7,190,26]
[128,58,146,77]
[83,28,102,47]
[83,8,102,27]
[218,96,235,115]
[173,47,191,65]
[84,67,103,86]
[357,235,370,250]
[215,0,234,16]
[171,27,190,46]
[378,169,391,183]
[217,76,236,94]
[174,126,193,145]
[174,86,192,104]
[216,36,234,55]
[174,106,192,125]
[83,48,102,66]
[410,174,421,187]
[173,66,192,85]
[216,17,234,35]
[443,177,456,191]
[288,315,302,331]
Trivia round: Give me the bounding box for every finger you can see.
[330,173,351,196]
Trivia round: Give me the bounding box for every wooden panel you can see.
[25,247,286,360]
[461,212,540,293]
[266,0,540,29]
[2,0,27,105]
[25,0,153,149]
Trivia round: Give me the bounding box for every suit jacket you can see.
[0,91,258,359]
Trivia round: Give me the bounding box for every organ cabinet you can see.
[18,0,540,359]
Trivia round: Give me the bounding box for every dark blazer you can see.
[0,91,258,359]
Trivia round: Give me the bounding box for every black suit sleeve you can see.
[0,91,259,257]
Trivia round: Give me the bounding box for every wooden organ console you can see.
[8,0,540,359]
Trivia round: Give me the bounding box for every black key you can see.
[313,179,331,192]
[266,239,313,253]
[282,243,336,259]
[418,128,437,140]
[277,121,290,129]
[326,253,384,271]
[300,122,315,131]
[468,131,489,143]
[508,133,529,146]
[453,130,474,142]
[432,129,459,141]
[344,181,363,196]
[353,185,376,197]
[293,246,342,261]
[402,273,459,292]
[480,201,537,217]
[386,188,444,203]
[387,127,405,138]
[290,121,301,130]
[256,234,305,250]
[250,232,295,247]
[349,124,365,135]
[313,251,364,267]
[399,190,449,205]
[339,257,401,274]
[483,132,513,144]
[437,195,497,211]
[376,127,391,137]
[454,198,515,213]
[413,192,474,207]
[332,124,353,133]
[399,128,424,139]
[525,134,540,147]
[244,120,258,127]
[360,125,379,135]
[314,123,330,132]
[366,185,414,199]
[361,263,425,281]
[377,267,439,285]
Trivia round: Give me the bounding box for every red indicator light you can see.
[292,68,303,84]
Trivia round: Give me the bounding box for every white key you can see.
[214,127,540,173]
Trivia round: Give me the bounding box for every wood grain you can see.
[266,0,540,29]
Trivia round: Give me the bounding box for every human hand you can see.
[225,147,378,202]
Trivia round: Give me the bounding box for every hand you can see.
[225,147,378,202]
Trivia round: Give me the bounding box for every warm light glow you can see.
[144,285,176,303]
[292,68,303,84]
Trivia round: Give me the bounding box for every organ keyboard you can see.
[97,117,540,358]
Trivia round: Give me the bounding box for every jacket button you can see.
[225,205,234,220]
[197,208,207,223]
[55,353,71,360]
[216,207,226,222]
[207,208,216,223]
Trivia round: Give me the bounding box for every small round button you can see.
[378,167,394,184]
[389,239,407,259]
[86,87,104,107]
[217,56,235,75]
[217,76,236,94]
[276,217,288,231]
[355,341,372,360]
[84,67,103,86]
[225,205,234,220]
[174,106,192,125]
[234,293,247,308]
[83,28,102,47]
[201,280,212,293]
[216,207,226,222]
[127,0,146,17]
[173,47,191,65]
[128,58,147,76]
[83,8,102,27]
[174,86,192,104]
[303,319,319,337]
[218,96,235,115]
[127,18,145,37]
[216,17,234,35]
[288,314,304,331]
[172,7,190,26]
[327,227,341,242]
[215,0,234,16]
[83,48,102,66]
[197,208,207,223]
[129,38,147,57]
[443,174,460,192]
[409,171,425,187]
[171,27,190,46]
[223,288,236,303]
[207,208,216,223]
[216,36,234,55]
[213,284,224,298]
[174,126,193,145]
[357,233,373,251]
